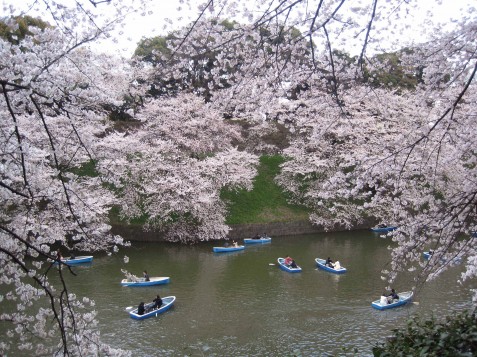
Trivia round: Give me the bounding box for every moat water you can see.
[8,230,476,356]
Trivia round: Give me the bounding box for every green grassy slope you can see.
[221,155,310,224]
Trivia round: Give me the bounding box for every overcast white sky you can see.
[98,0,477,57]
[1,0,474,57]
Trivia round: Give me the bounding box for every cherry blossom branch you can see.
[169,0,215,59]
[366,60,477,177]
[1,82,30,191]
[254,0,303,29]
[29,94,92,241]
[0,245,71,355]
[307,0,324,71]
[0,181,30,198]
[31,35,103,84]
[323,25,344,111]
[0,224,78,275]
[357,0,378,70]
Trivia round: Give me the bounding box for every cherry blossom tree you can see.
[138,0,476,300]
[183,1,476,299]
[97,93,258,243]
[0,1,150,355]
[1,1,257,353]
[1,0,476,355]
[272,14,477,300]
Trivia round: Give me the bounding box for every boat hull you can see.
[121,277,170,286]
[371,291,413,310]
[213,246,245,253]
[129,296,176,320]
[315,258,347,274]
[58,256,93,265]
[422,252,461,265]
[370,226,397,233]
[277,258,302,273]
[244,237,272,244]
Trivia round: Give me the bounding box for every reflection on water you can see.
[8,231,477,356]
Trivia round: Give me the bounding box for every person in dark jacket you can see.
[325,257,334,268]
[137,302,145,315]
[386,289,399,304]
[143,270,150,281]
[153,295,162,310]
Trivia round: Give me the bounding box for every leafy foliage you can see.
[0,15,50,44]
[134,34,174,63]
[363,49,424,90]
[373,310,477,356]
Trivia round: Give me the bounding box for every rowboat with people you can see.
[121,277,170,286]
[370,225,398,233]
[277,257,302,273]
[128,296,176,320]
[56,256,93,266]
[244,237,272,244]
[213,245,245,253]
[371,291,413,310]
[315,258,347,274]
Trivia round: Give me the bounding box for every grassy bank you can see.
[221,155,310,224]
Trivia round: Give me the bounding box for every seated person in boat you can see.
[261,232,267,238]
[143,270,150,281]
[122,269,138,282]
[137,302,145,315]
[386,289,399,303]
[232,240,239,247]
[284,255,298,268]
[325,257,335,268]
[153,295,163,310]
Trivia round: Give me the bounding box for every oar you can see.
[125,306,134,311]
[269,263,275,266]
[412,301,420,305]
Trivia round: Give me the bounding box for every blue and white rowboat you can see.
[315,258,347,274]
[121,276,170,287]
[371,291,413,310]
[244,237,272,244]
[423,251,432,260]
[371,226,398,233]
[129,296,176,320]
[213,245,245,253]
[57,256,93,265]
[423,251,461,265]
[277,257,302,273]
